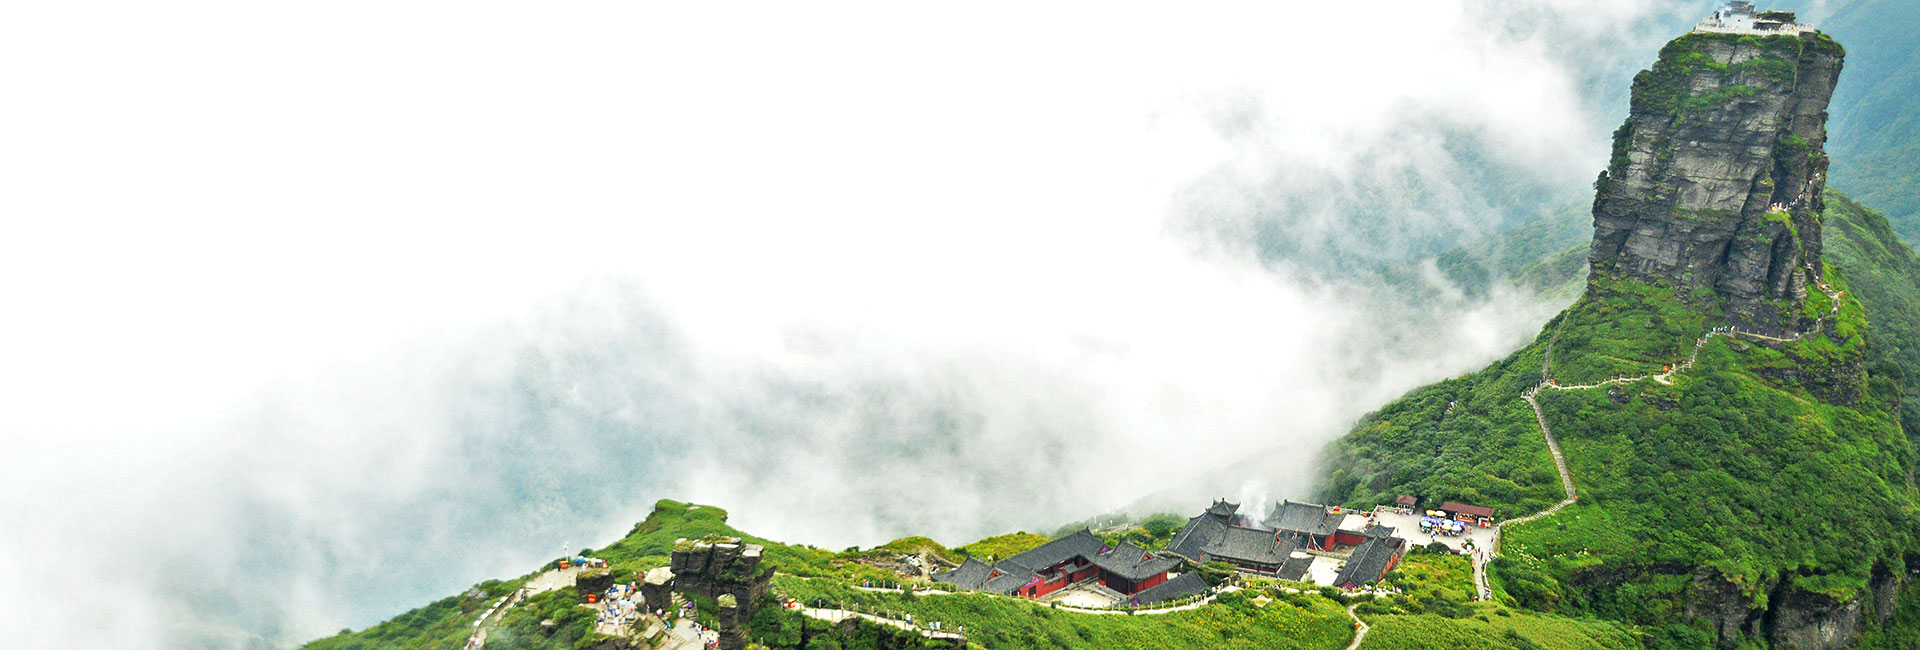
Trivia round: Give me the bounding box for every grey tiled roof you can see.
[1206,499,1239,518]
[1334,536,1405,588]
[980,565,1036,594]
[949,529,1182,595]
[1439,501,1494,518]
[931,557,994,590]
[1166,513,1226,560]
[1359,522,1396,539]
[1201,526,1292,566]
[1003,529,1104,572]
[1128,573,1209,606]
[1166,503,1304,569]
[1090,542,1180,581]
[1267,500,1342,537]
[1276,553,1313,581]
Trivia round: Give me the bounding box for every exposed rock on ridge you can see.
[665,536,772,650]
[1590,30,1845,333]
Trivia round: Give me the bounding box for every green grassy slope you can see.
[309,499,1648,650]
[1314,340,1564,517]
[774,576,1353,650]
[304,501,909,650]
[1317,192,1920,647]
[952,533,1050,562]
[1824,191,1920,437]
[303,578,527,650]
[1354,555,1642,650]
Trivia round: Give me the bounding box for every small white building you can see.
[1710,1,1758,31]
[1696,2,1812,35]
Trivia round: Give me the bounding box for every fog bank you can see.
[0,1,1704,648]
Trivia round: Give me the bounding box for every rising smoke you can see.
[0,1,1705,648]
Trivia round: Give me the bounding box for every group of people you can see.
[782,597,964,639]
[676,613,719,650]
[592,582,643,635]
[559,556,609,570]
[616,594,720,649]
[678,598,724,648]
[1417,514,1469,537]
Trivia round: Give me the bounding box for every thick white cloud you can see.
[0,1,1703,648]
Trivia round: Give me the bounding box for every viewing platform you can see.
[1691,1,1817,36]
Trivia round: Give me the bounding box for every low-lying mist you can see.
[0,1,1706,648]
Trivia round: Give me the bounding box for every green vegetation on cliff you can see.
[952,533,1050,562]
[1823,192,1920,436]
[312,499,1642,650]
[1315,341,1563,517]
[1318,187,1920,647]
[774,576,1352,650]
[1352,555,1641,650]
[306,579,527,650]
[1628,30,1839,120]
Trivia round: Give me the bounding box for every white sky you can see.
[0,2,1697,648]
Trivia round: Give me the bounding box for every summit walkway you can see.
[798,607,968,644]
[1469,266,1844,601]
[463,566,584,650]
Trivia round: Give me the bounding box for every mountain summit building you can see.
[1696,2,1811,35]
[1165,499,1407,587]
[932,530,1178,600]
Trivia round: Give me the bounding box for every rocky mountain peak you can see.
[1589,27,1844,333]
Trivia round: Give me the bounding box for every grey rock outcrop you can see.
[574,568,617,599]
[1767,582,1865,649]
[667,537,772,650]
[640,566,674,610]
[1669,564,1911,649]
[1685,566,1772,642]
[1589,29,1844,333]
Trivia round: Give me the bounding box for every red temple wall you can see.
[1029,575,1070,598]
[1132,572,1168,593]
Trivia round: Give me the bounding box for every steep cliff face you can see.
[1673,564,1914,650]
[1590,30,1845,333]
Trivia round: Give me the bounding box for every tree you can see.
[1141,513,1183,539]
[1199,561,1238,586]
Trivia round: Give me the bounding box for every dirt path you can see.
[1470,265,1844,601]
[1344,603,1370,650]
[798,607,967,642]
[464,567,579,650]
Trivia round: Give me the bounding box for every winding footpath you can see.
[464,567,580,650]
[798,607,968,643]
[1467,266,1844,602]
[1343,603,1370,650]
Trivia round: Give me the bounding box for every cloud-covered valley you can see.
[0,1,1711,647]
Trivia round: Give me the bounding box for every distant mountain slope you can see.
[1817,0,1920,242]
[1423,204,1590,304]
[1822,192,1920,437]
